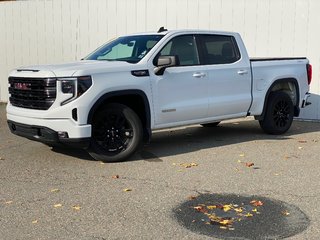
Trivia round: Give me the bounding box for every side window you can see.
[158,35,199,66]
[200,35,240,64]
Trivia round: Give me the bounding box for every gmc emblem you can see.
[14,82,31,90]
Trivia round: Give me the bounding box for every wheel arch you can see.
[87,90,151,143]
[257,78,300,120]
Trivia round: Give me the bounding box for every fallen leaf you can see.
[234,207,243,213]
[188,195,197,200]
[123,188,132,192]
[245,162,254,167]
[220,226,228,230]
[112,175,119,179]
[244,213,253,217]
[237,160,242,163]
[54,203,62,208]
[50,189,60,193]
[219,219,233,225]
[239,154,245,157]
[194,206,208,213]
[223,205,232,212]
[5,201,13,204]
[180,162,198,168]
[252,208,258,212]
[100,162,105,165]
[298,147,303,150]
[72,205,81,211]
[207,205,217,210]
[32,220,38,224]
[282,210,290,216]
[250,200,263,206]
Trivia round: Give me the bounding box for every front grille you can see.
[8,77,57,110]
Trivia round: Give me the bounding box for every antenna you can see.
[157,27,168,33]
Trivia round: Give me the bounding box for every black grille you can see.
[8,77,57,110]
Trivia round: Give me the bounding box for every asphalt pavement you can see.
[1,103,320,240]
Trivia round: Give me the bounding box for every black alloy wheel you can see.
[259,91,294,135]
[88,103,143,162]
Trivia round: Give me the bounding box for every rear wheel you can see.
[259,91,294,135]
[201,122,221,128]
[88,103,143,162]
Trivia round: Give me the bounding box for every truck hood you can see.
[10,60,136,78]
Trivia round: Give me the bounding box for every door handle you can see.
[237,70,248,75]
[193,72,206,78]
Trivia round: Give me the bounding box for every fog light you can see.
[58,131,69,139]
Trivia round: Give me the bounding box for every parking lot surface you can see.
[1,103,320,240]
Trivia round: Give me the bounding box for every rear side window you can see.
[199,35,240,65]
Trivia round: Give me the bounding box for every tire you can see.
[201,122,221,127]
[88,103,143,162]
[259,91,294,135]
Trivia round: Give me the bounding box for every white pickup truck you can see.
[7,29,312,162]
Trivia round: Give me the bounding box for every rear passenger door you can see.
[197,34,252,118]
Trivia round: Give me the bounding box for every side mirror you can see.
[154,55,178,75]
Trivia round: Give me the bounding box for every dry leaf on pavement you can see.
[123,188,132,192]
[245,162,254,167]
[54,203,62,208]
[112,175,119,179]
[180,162,198,168]
[72,205,81,210]
[250,200,263,206]
[188,195,197,200]
[50,189,60,193]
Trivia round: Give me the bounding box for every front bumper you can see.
[7,120,90,148]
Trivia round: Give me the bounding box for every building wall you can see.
[0,0,319,119]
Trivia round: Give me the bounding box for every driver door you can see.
[151,35,208,127]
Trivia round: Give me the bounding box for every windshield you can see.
[85,35,164,63]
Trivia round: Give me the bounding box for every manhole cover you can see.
[173,193,309,239]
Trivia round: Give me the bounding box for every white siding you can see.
[0,0,319,119]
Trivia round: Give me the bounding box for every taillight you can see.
[307,64,312,85]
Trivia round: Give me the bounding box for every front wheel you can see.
[88,103,143,162]
[259,91,294,135]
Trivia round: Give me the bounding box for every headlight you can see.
[58,76,92,105]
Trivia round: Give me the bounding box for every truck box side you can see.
[249,58,310,117]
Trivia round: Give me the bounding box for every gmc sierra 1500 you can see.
[7,28,312,162]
